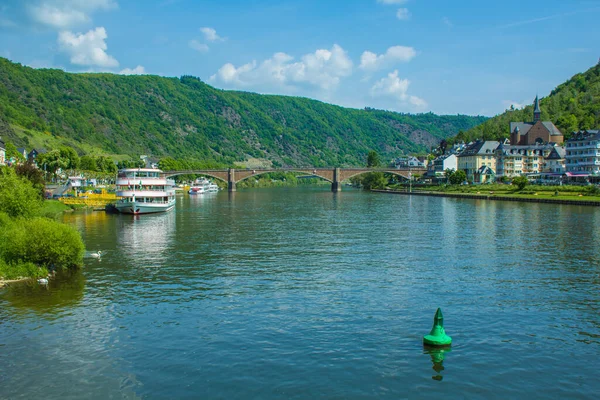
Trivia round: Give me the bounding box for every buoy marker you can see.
[423,308,452,347]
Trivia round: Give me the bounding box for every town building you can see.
[16,147,27,159]
[432,154,457,176]
[457,140,500,183]
[509,96,564,145]
[543,146,566,175]
[28,148,47,165]
[0,138,5,165]
[494,142,555,178]
[393,156,425,169]
[565,130,600,177]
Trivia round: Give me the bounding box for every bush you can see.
[0,259,47,280]
[512,176,529,191]
[362,172,388,190]
[0,167,43,218]
[0,217,84,272]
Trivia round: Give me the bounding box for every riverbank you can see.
[0,278,30,288]
[374,188,600,206]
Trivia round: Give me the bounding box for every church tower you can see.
[533,95,541,123]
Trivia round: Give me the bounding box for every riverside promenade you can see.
[373,189,600,207]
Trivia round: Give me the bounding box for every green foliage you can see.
[367,150,380,167]
[79,155,98,171]
[0,166,43,218]
[361,172,388,190]
[0,58,486,166]
[4,141,24,162]
[511,176,529,191]
[446,169,466,185]
[456,63,600,143]
[0,217,84,271]
[0,259,46,280]
[15,161,45,196]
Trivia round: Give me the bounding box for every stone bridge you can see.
[163,167,426,192]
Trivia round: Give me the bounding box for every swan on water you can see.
[91,251,103,258]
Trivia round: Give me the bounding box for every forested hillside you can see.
[455,63,600,144]
[0,58,486,166]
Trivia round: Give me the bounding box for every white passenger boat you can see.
[189,177,219,194]
[115,168,176,214]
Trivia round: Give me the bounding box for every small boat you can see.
[115,168,176,214]
[189,178,219,194]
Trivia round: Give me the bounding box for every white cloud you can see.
[396,8,411,20]
[359,45,416,71]
[370,70,427,109]
[28,0,117,29]
[210,44,353,91]
[200,27,224,42]
[120,65,145,75]
[189,39,209,53]
[58,26,118,67]
[377,0,408,4]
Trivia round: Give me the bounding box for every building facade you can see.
[565,130,600,176]
[433,154,457,176]
[509,96,564,145]
[457,140,500,183]
[494,142,555,178]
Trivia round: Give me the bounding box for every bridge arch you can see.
[340,169,413,182]
[235,169,333,184]
[163,170,229,184]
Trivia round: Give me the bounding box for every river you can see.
[1,187,599,399]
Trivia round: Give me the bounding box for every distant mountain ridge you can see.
[455,63,600,144]
[0,58,486,166]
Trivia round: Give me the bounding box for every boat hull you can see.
[115,200,175,215]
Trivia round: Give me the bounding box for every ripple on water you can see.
[1,189,600,399]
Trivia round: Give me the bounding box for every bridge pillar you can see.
[228,168,236,192]
[331,167,342,192]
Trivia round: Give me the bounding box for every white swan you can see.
[91,251,103,258]
[38,278,48,285]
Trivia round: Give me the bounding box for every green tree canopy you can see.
[367,151,381,167]
[0,167,43,218]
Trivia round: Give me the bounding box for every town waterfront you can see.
[1,187,599,399]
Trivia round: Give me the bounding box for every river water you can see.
[1,187,599,399]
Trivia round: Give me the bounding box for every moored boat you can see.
[115,168,176,214]
[189,177,219,194]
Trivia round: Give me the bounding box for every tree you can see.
[15,162,46,197]
[37,150,68,178]
[79,155,98,171]
[447,169,466,185]
[367,150,380,167]
[440,139,448,155]
[4,142,24,163]
[59,146,80,170]
[0,167,43,218]
[512,176,529,191]
[362,172,387,190]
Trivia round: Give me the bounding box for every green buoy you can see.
[423,308,452,347]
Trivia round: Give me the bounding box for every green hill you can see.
[455,63,600,144]
[0,58,486,167]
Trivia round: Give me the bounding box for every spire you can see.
[533,95,541,123]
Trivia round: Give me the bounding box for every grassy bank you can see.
[386,183,600,203]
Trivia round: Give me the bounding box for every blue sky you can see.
[0,0,599,116]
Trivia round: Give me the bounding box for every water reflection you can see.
[116,210,176,266]
[424,346,451,381]
[1,270,86,317]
